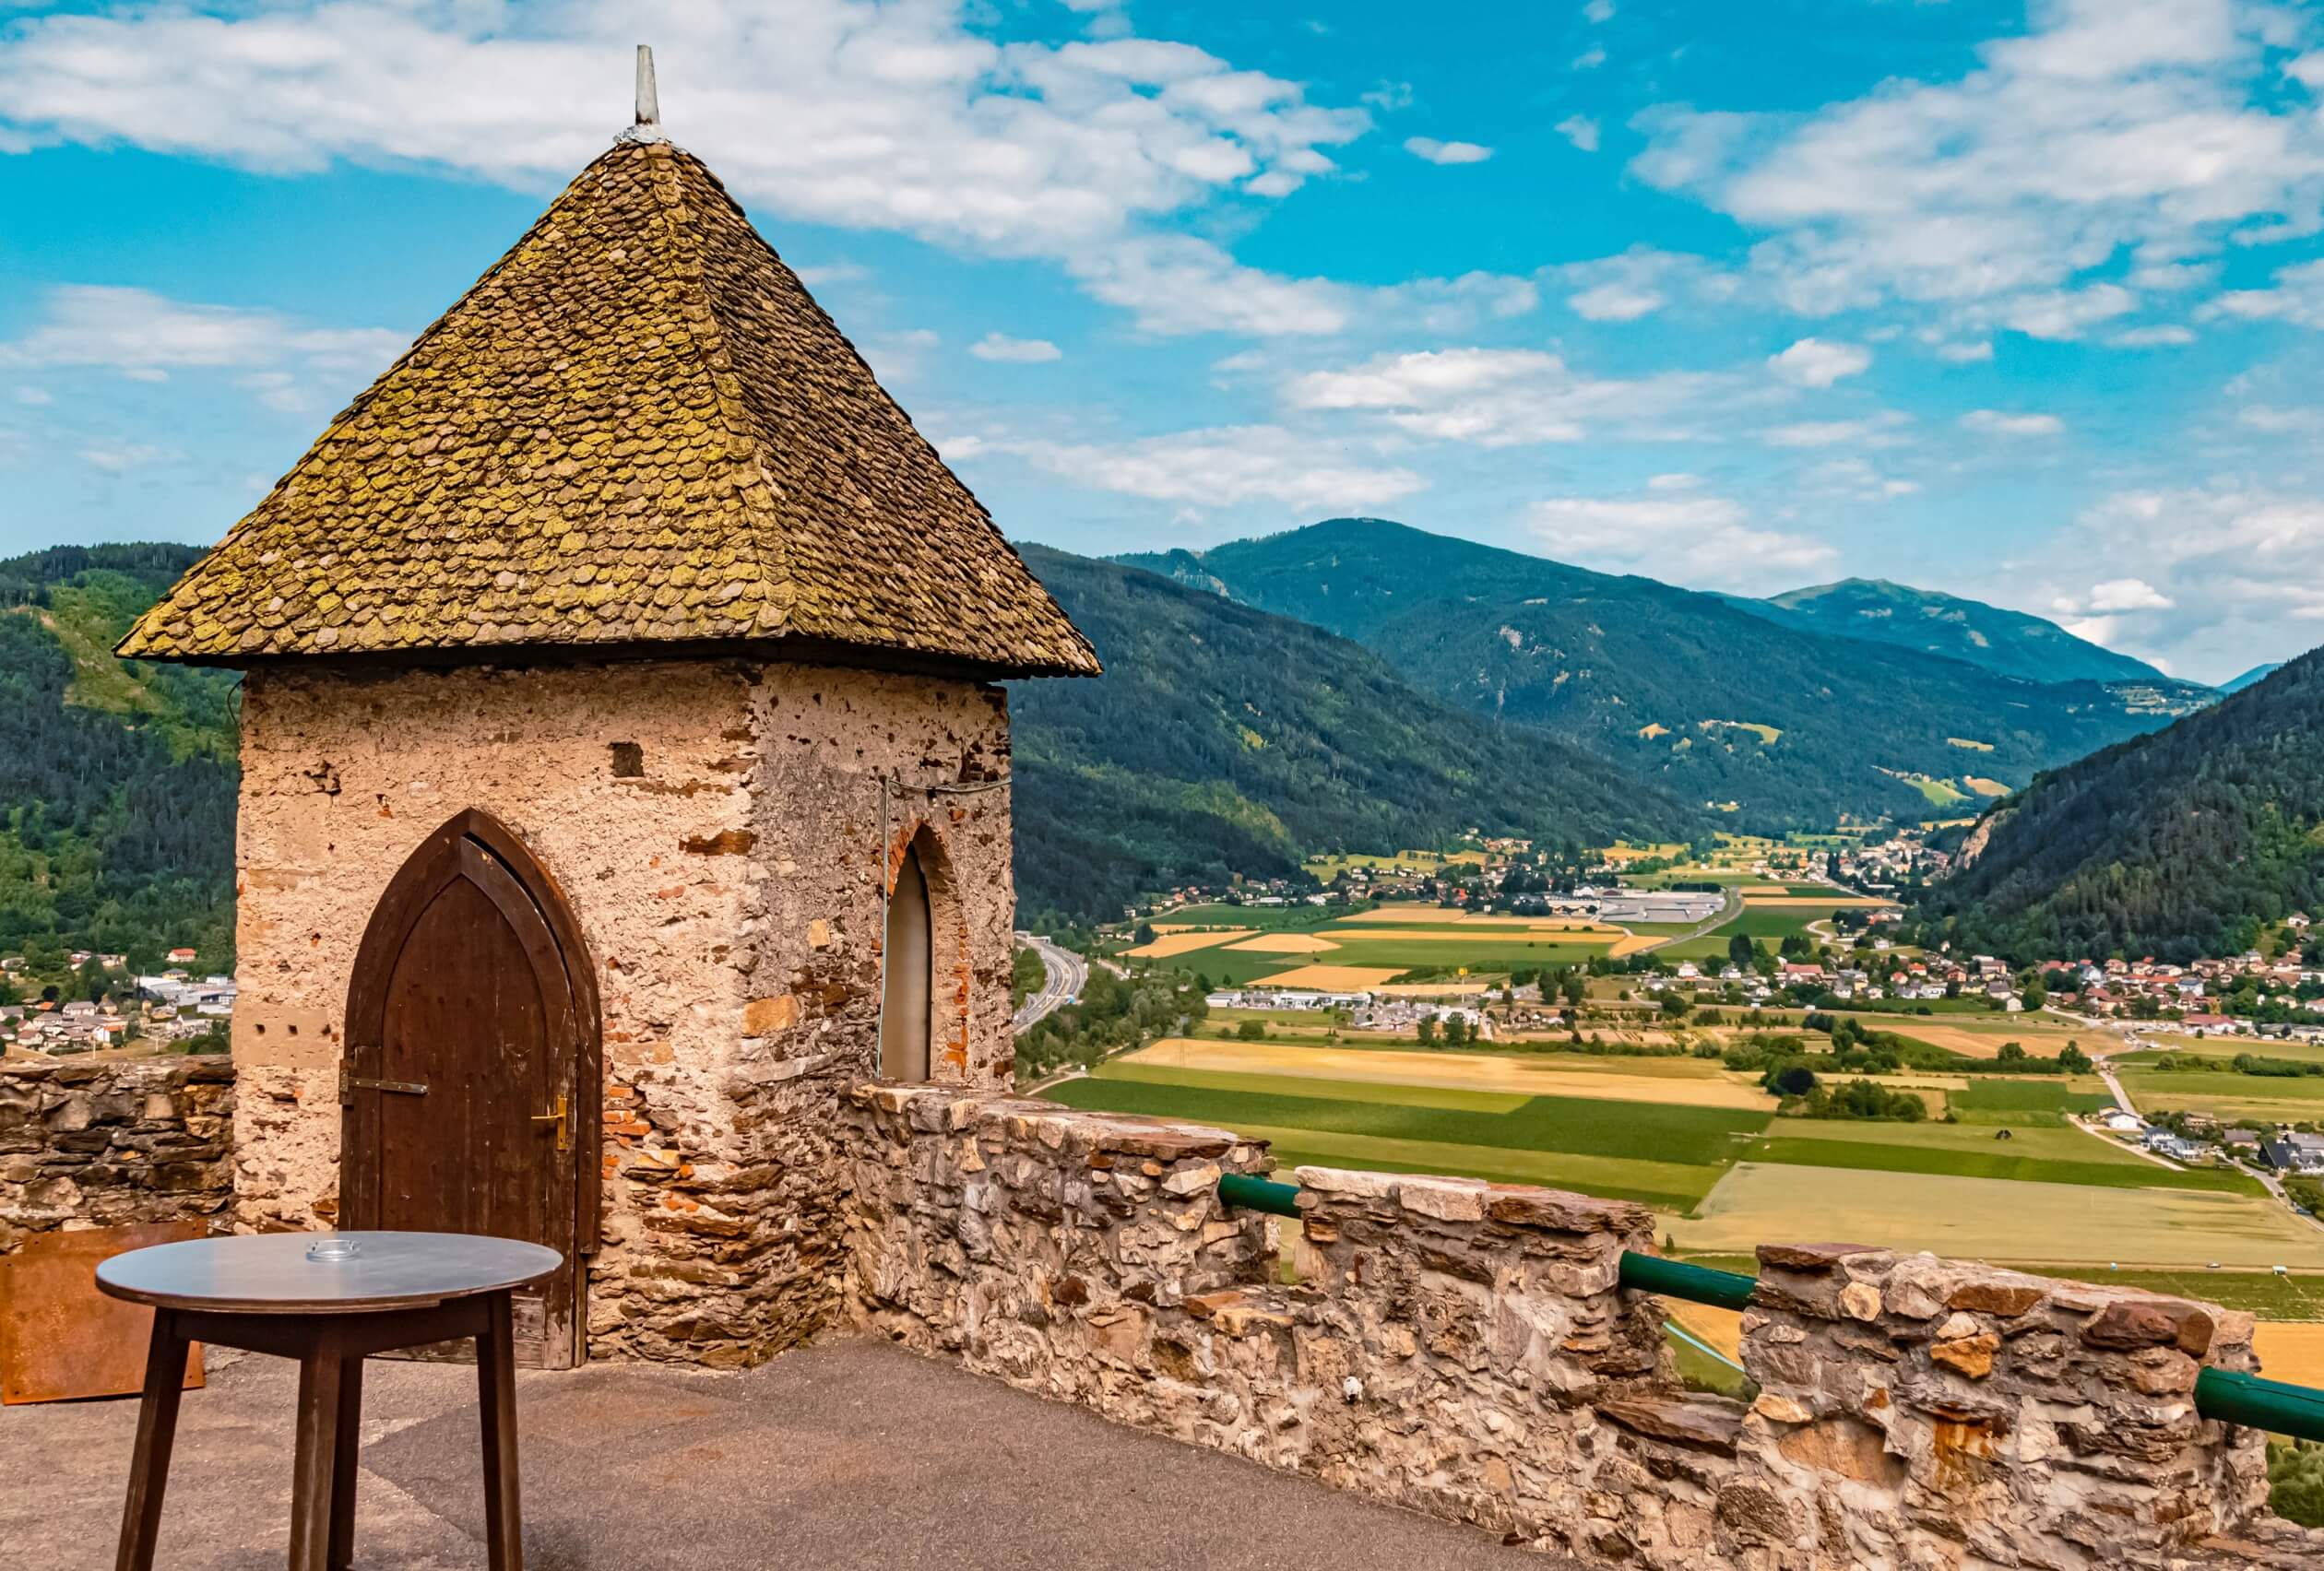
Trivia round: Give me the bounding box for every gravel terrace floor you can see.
[0,1336,1560,1570]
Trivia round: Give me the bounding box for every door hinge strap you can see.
[338,1068,429,1104]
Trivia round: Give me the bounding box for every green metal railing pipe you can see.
[1218,1172,1301,1216]
[1215,1171,2324,1441]
[2196,1366,2324,1439]
[1615,1251,1757,1311]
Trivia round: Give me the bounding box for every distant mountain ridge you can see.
[1007,545,1701,921]
[1912,651,2324,963]
[2219,662,2283,695]
[1123,519,2209,830]
[1724,577,2170,686]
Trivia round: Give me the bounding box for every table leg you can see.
[114,1308,189,1571]
[288,1328,345,1571]
[477,1291,522,1571]
[328,1351,364,1571]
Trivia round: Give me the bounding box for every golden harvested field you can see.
[1608,935,1664,958]
[1257,963,1407,989]
[1373,982,1503,998]
[1673,1163,2324,1269]
[1599,843,1689,863]
[1336,907,1537,926]
[1125,1037,1777,1109]
[1886,1022,2092,1060]
[1741,894,1893,909]
[1739,885,1793,896]
[1222,933,1341,953]
[1126,928,1256,957]
[2256,1322,2324,1386]
[1309,927,1622,944]
[1964,777,2010,797]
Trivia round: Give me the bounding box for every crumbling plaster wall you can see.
[232,656,1014,1365]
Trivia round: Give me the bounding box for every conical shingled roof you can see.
[118,138,1100,679]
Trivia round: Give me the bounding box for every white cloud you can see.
[1994,282,2138,340]
[997,425,1425,513]
[0,284,399,375]
[2237,404,2324,433]
[1571,45,1607,70]
[1555,116,1600,153]
[0,1,1371,336]
[2109,324,2197,347]
[2203,257,2324,328]
[1768,337,1871,387]
[0,285,400,414]
[1555,247,1732,322]
[1283,347,1721,446]
[1631,0,2324,330]
[1932,340,1995,363]
[11,388,52,406]
[969,332,1062,363]
[1583,0,1617,22]
[1761,413,1910,449]
[1960,408,2065,437]
[2021,484,2324,677]
[1405,136,1493,165]
[78,440,170,473]
[1528,489,1836,589]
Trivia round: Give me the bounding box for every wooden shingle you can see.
[118,139,1099,679]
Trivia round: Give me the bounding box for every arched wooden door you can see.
[341,809,599,1368]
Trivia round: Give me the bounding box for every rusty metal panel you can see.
[0,1223,207,1404]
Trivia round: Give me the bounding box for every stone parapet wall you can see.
[844,1082,2323,1570]
[0,1057,235,1253]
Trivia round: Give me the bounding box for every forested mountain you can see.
[1124,519,2202,830]
[1006,546,1702,923]
[1725,577,2168,686]
[2219,662,2284,695]
[0,545,238,971]
[1912,650,2324,963]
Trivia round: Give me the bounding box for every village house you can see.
[115,124,1099,1367]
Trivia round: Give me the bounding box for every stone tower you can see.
[118,129,1098,1366]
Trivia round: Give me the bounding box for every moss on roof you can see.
[118,139,1099,679]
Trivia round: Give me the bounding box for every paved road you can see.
[1013,931,1089,1032]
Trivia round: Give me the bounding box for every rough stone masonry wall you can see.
[845,1084,2324,1570]
[0,1057,234,1254]
[234,658,1012,1366]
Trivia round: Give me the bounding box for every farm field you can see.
[1671,1163,2324,1269]
[1136,901,1665,986]
[1050,1037,2324,1282]
[1125,1038,1776,1108]
[2121,1065,2324,1124]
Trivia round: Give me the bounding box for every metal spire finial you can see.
[625,44,668,143]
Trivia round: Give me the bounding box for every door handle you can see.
[531,1094,569,1152]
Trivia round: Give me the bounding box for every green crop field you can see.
[1945,1079,2114,1125]
[1734,1133,2260,1193]
[1043,1069,1771,1166]
[2123,1069,2324,1101]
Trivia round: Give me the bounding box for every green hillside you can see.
[1125,518,2200,829]
[1912,650,2324,963]
[1729,577,2169,686]
[1006,546,1702,923]
[0,545,238,971]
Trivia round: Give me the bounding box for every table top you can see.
[95,1232,563,1315]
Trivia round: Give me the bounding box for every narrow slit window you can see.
[881,847,932,1082]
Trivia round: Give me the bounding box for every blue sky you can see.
[5,1,2324,682]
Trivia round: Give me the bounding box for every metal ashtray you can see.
[306,1236,362,1263]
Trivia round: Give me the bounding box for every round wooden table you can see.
[98,1231,562,1571]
